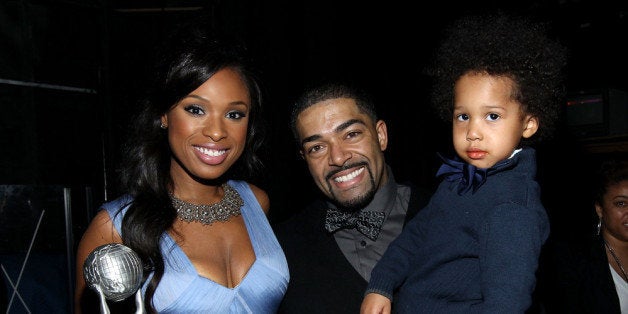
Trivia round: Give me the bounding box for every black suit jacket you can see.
[537,236,622,314]
[273,184,430,314]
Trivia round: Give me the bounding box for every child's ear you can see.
[522,115,539,138]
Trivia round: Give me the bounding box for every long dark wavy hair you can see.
[115,25,265,313]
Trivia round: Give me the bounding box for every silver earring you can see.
[160,123,167,129]
[596,217,602,236]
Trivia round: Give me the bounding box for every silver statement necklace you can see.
[170,183,244,225]
[604,239,628,283]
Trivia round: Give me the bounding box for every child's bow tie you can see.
[436,154,488,195]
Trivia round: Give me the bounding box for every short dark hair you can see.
[290,82,378,143]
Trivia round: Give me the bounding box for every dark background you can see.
[1,0,627,312]
[1,0,628,237]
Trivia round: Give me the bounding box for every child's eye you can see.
[184,105,205,116]
[486,113,500,121]
[456,114,469,121]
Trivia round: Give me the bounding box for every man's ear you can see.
[376,120,388,150]
[522,115,539,139]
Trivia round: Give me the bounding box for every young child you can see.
[361,12,568,313]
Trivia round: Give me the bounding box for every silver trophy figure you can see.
[83,243,145,314]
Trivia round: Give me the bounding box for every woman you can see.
[541,156,628,313]
[74,25,289,313]
[594,157,628,313]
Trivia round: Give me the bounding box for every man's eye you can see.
[346,131,361,139]
[306,145,323,155]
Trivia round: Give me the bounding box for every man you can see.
[273,82,431,313]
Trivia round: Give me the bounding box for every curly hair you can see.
[115,24,265,313]
[427,12,568,144]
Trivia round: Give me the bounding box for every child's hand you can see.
[360,293,391,314]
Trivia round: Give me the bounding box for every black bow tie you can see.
[435,154,488,195]
[324,209,385,241]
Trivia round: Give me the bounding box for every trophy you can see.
[83,243,145,314]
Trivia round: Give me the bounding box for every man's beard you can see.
[334,186,377,214]
[327,162,378,213]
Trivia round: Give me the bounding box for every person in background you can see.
[362,11,568,313]
[540,155,628,314]
[74,23,288,313]
[273,82,431,313]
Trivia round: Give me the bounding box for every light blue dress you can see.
[103,180,289,313]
